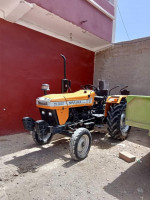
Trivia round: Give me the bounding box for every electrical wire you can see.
[117,5,130,40]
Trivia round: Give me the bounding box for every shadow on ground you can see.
[127,127,150,148]
[104,153,150,200]
[92,131,121,149]
[4,131,120,172]
[4,138,72,173]
[0,133,64,157]
[0,133,37,157]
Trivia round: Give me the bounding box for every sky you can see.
[115,0,150,43]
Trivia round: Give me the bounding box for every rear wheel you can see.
[107,100,131,140]
[69,128,92,161]
[32,130,53,145]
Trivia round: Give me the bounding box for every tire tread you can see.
[69,128,92,161]
[107,100,131,140]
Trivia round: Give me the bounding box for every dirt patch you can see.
[0,128,149,200]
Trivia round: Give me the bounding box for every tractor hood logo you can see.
[37,100,48,106]
[69,100,81,105]
[36,98,93,107]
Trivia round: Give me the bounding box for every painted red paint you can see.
[0,19,94,136]
[26,0,113,42]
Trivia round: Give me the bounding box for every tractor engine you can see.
[67,107,92,123]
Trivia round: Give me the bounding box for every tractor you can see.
[22,55,131,161]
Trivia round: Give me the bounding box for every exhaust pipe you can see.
[60,54,71,93]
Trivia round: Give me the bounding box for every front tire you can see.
[32,130,53,145]
[69,128,92,161]
[107,100,131,140]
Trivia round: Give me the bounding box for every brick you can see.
[119,151,136,163]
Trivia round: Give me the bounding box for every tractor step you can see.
[92,114,104,118]
[94,124,105,128]
[84,122,95,129]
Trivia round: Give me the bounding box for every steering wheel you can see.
[81,84,98,91]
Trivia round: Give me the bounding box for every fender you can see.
[104,95,127,117]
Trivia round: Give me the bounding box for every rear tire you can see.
[69,128,92,161]
[107,100,131,140]
[32,130,53,145]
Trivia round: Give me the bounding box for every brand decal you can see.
[37,98,93,107]
[37,100,48,106]
[53,102,65,106]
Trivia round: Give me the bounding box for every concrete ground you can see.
[0,128,150,200]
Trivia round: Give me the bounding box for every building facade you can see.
[0,0,116,135]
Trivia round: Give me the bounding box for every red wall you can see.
[26,0,114,42]
[0,19,94,136]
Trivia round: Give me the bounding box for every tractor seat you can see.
[120,90,130,95]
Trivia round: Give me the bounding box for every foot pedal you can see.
[84,122,95,129]
[94,124,104,128]
[92,114,104,126]
[92,114,104,118]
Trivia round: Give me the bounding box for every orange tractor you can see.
[23,55,130,160]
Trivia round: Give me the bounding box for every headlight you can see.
[41,84,50,91]
[49,112,52,116]
[42,111,45,115]
[108,98,118,102]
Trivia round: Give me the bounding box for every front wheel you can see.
[69,128,92,161]
[107,100,131,140]
[32,130,53,145]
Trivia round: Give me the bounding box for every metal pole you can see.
[61,54,66,79]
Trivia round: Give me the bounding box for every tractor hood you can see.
[36,90,96,109]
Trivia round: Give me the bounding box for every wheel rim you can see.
[120,111,130,135]
[40,132,52,143]
[77,135,90,158]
